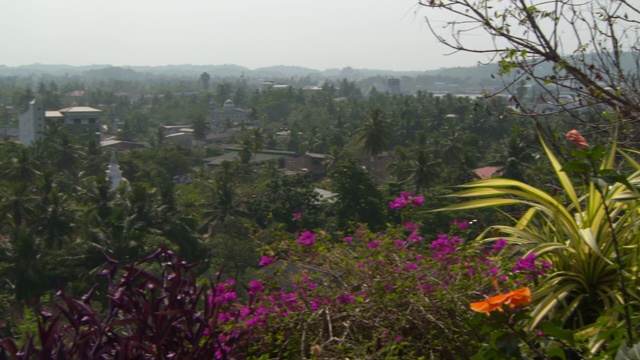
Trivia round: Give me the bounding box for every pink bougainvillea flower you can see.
[492,238,507,251]
[297,230,316,246]
[566,129,589,148]
[390,192,424,209]
[258,256,276,266]
[344,236,353,243]
[248,280,265,295]
[412,195,424,206]
[513,253,537,272]
[293,212,302,219]
[389,197,407,209]
[513,253,552,281]
[366,240,380,249]
[405,261,418,271]
[405,221,419,230]
[407,231,423,243]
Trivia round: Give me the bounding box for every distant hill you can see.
[127,64,251,77]
[1,52,636,82]
[0,63,429,79]
[0,63,109,76]
[255,65,327,78]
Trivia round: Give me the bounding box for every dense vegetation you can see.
[0,63,638,358]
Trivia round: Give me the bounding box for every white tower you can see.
[106,151,127,190]
[19,98,45,146]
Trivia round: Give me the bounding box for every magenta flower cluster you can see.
[205,275,364,356]
[452,219,469,230]
[513,253,552,281]
[258,255,276,266]
[430,234,462,261]
[389,192,424,209]
[297,230,316,246]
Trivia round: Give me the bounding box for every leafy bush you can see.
[438,134,640,356]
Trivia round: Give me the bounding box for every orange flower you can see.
[470,287,531,314]
[508,287,531,306]
[566,129,588,148]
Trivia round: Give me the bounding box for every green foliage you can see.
[354,107,392,157]
[437,135,640,355]
[328,160,386,231]
[249,174,320,231]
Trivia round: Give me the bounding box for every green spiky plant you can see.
[435,136,640,355]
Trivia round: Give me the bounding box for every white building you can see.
[19,99,102,146]
[18,98,45,146]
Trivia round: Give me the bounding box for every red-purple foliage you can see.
[0,248,241,359]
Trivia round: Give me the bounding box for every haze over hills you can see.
[2,51,636,88]
[0,63,456,80]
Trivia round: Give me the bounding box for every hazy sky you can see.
[1,0,488,71]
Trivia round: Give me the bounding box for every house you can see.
[204,147,295,169]
[165,132,192,147]
[19,100,102,145]
[45,106,102,138]
[284,152,328,182]
[100,138,147,151]
[210,99,252,129]
[472,166,503,179]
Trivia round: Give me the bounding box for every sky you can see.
[1,0,489,71]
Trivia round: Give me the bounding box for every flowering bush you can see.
[245,195,552,358]
[0,192,557,359]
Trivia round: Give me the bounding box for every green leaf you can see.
[561,160,590,173]
[545,347,566,360]
[540,321,575,345]
[595,169,636,192]
[495,332,522,358]
[588,144,606,163]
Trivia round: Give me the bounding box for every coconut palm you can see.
[354,108,392,157]
[495,135,534,182]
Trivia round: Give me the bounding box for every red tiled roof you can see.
[473,166,503,179]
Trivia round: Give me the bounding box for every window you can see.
[74,118,82,124]
[89,118,97,124]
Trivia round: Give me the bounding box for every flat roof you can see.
[306,152,327,159]
[165,132,190,138]
[100,139,122,146]
[59,106,102,113]
[45,111,63,118]
[205,150,292,166]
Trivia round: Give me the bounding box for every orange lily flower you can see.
[470,287,531,314]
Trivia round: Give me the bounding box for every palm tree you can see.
[34,188,75,250]
[387,146,441,192]
[496,135,534,182]
[2,147,40,183]
[192,114,210,143]
[322,146,345,173]
[386,146,412,183]
[250,128,265,161]
[354,108,392,157]
[407,148,441,193]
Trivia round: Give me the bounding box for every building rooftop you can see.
[59,106,102,113]
[45,111,64,118]
[306,152,327,159]
[205,149,295,167]
[473,166,503,179]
